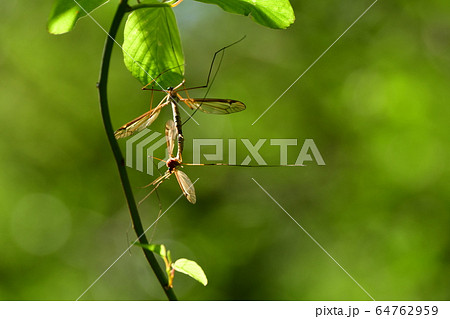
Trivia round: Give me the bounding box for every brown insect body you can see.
[167,157,181,173]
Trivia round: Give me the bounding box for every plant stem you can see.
[97,0,177,301]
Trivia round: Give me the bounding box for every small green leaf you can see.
[194,0,295,29]
[173,258,208,286]
[123,7,184,89]
[47,0,109,35]
[135,243,167,258]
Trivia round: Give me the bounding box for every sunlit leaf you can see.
[123,7,184,89]
[47,0,109,35]
[135,243,167,258]
[194,0,295,29]
[173,258,208,286]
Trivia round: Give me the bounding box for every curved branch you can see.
[97,0,177,301]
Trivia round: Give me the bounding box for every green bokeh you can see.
[0,0,449,300]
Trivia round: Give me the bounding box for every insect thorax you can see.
[167,158,181,172]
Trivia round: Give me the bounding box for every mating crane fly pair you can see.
[115,85,246,204]
[114,81,246,140]
[114,79,246,161]
[114,40,247,204]
[115,36,247,141]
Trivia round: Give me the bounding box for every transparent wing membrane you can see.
[114,106,162,139]
[183,98,246,114]
[174,170,196,204]
[114,95,171,139]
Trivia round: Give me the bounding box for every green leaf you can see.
[123,7,184,89]
[173,258,208,286]
[135,243,167,258]
[47,0,109,35]
[194,0,295,29]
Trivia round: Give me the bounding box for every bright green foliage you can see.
[47,0,294,88]
[47,0,109,34]
[137,243,208,287]
[123,7,184,89]
[136,243,167,258]
[173,258,208,286]
[194,0,295,29]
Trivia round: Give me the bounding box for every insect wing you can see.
[174,170,196,204]
[184,98,246,114]
[114,107,161,139]
[165,119,177,157]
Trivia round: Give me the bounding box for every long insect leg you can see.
[177,36,246,93]
[138,172,171,206]
[148,187,163,243]
[179,36,246,125]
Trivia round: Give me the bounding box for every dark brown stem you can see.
[97,0,177,301]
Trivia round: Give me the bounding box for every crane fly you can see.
[114,37,247,141]
[113,81,246,141]
[141,119,196,204]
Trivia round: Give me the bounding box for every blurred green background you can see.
[0,0,449,300]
